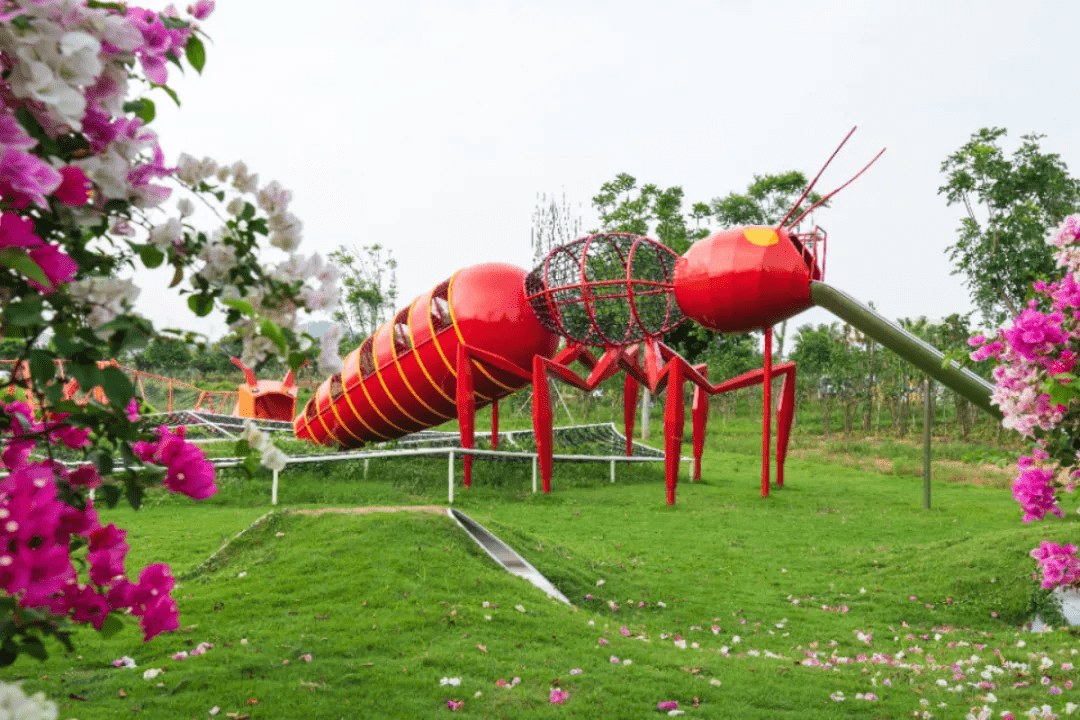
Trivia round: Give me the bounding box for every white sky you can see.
[139,0,1080,345]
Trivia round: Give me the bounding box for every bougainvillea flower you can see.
[53,166,92,206]
[87,524,129,585]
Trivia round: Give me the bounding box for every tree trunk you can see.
[823,393,832,438]
[775,320,788,362]
[864,339,875,432]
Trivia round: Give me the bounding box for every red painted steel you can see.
[673,226,820,334]
[294,129,883,507]
[295,263,559,448]
[761,326,772,497]
[230,357,298,421]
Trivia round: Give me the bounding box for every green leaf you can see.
[241,202,256,221]
[67,363,103,395]
[45,383,63,405]
[87,1,128,9]
[101,366,135,408]
[221,298,255,317]
[233,439,251,456]
[151,83,181,107]
[122,98,156,124]
[2,298,45,327]
[125,478,143,511]
[169,265,184,288]
[28,349,55,384]
[138,243,165,269]
[241,454,261,477]
[185,34,206,74]
[20,637,47,661]
[288,351,307,372]
[14,108,58,155]
[1048,382,1076,408]
[165,49,184,72]
[99,613,125,639]
[260,319,288,354]
[100,484,122,509]
[187,294,214,317]
[0,247,50,288]
[0,644,17,668]
[170,678,192,695]
[90,449,114,477]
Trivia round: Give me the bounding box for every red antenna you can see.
[786,147,886,230]
[775,127,885,231]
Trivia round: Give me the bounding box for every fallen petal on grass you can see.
[550,688,569,705]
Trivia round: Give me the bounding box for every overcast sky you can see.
[139,0,1080,347]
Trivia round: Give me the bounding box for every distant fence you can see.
[194,422,686,506]
[1,359,238,414]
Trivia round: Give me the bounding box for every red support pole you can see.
[531,357,554,493]
[692,366,708,481]
[664,361,685,505]
[776,366,796,488]
[490,400,499,451]
[623,373,639,456]
[455,345,476,488]
[762,327,772,497]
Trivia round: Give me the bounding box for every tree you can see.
[133,337,193,375]
[531,191,583,267]
[939,128,1080,327]
[591,174,709,254]
[329,244,399,342]
[709,170,824,229]
[711,171,826,361]
[589,174,711,362]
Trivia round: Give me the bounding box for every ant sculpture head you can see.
[673,127,884,334]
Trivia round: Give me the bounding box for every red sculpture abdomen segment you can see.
[673,228,814,333]
[295,263,559,447]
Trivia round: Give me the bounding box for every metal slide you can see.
[809,282,1000,419]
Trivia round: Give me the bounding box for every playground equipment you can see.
[1,357,298,423]
[229,357,299,421]
[297,128,999,504]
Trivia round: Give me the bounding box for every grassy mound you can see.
[9,441,1080,718]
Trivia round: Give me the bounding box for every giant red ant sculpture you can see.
[296,128,885,504]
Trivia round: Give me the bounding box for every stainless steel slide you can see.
[809,281,1000,419]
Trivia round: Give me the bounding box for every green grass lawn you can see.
[7,432,1080,719]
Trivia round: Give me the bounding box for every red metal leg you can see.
[455,345,476,488]
[692,365,708,481]
[664,361,685,505]
[623,372,639,456]
[776,365,796,488]
[531,355,554,493]
[762,327,772,498]
[491,399,499,451]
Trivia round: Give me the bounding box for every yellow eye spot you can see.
[744,228,778,246]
